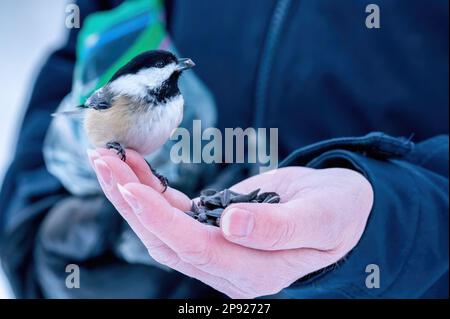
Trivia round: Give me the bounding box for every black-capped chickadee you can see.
[53,50,195,190]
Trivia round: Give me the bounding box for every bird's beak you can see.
[176,58,195,71]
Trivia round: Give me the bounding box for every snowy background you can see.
[0,0,67,299]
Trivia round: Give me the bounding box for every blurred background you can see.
[0,0,67,299]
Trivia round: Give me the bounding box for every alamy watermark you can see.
[365,264,380,289]
[169,120,278,173]
[66,3,380,30]
[365,4,381,29]
[65,264,80,289]
[65,4,80,29]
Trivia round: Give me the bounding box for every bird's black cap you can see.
[109,50,178,82]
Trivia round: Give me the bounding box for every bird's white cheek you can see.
[108,63,177,98]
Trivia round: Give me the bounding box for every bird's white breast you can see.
[84,89,184,155]
[124,95,184,155]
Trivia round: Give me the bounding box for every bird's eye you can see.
[155,61,164,68]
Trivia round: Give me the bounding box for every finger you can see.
[89,154,256,298]
[89,153,259,297]
[220,200,337,250]
[89,148,191,211]
[117,183,297,296]
[145,206,344,299]
[90,155,172,251]
[95,148,164,189]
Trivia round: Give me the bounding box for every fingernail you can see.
[87,149,100,167]
[93,159,113,190]
[221,208,254,237]
[117,184,142,214]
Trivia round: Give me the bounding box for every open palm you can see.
[89,148,373,298]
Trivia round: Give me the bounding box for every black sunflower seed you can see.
[247,188,261,200]
[220,189,231,207]
[186,188,280,227]
[206,208,223,218]
[257,192,277,202]
[203,197,223,209]
[191,202,200,214]
[263,195,280,203]
[206,219,216,225]
[230,192,255,203]
[198,212,208,222]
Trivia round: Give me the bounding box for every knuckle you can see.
[178,231,214,267]
[142,237,165,250]
[148,247,179,268]
[113,201,132,216]
[266,216,296,249]
[151,207,176,229]
[179,247,212,267]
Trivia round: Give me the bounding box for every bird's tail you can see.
[51,105,85,118]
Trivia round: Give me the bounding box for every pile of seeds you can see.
[185,188,281,227]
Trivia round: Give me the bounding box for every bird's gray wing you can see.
[51,88,113,118]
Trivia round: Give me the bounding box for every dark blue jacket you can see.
[0,0,448,298]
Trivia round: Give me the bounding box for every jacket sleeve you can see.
[279,132,448,298]
[0,0,121,297]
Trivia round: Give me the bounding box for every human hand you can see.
[88,149,373,298]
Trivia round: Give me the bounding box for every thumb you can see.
[220,201,328,250]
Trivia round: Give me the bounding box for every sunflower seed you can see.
[247,188,261,200]
[197,212,207,222]
[231,193,255,203]
[203,197,222,208]
[185,188,280,227]
[229,190,241,196]
[191,202,200,214]
[257,192,277,202]
[264,195,280,203]
[221,189,231,206]
[206,208,223,218]
[206,219,216,225]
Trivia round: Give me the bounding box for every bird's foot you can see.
[106,142,126,161]
[146,161,169,193]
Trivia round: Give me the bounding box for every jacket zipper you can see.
[253,0,292,129]
[250,0,291,174]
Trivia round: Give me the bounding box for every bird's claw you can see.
[146,161,169,193]
[106,142,126,161]
[156,174,169,193]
